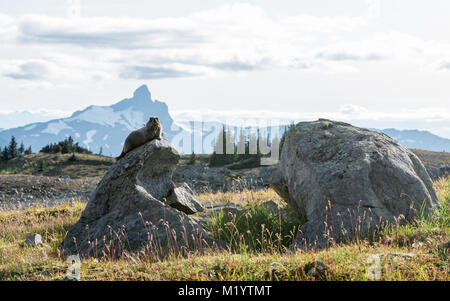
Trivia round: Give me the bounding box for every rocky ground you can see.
[173,164,276,193]
[0,149,447,211]
[0,175,97,211]
[0,163,275,211]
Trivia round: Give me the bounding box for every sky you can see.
[0,0,449,137]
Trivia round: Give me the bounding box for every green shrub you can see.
[209,203,300,253]
[187,152,196,165]
[68,153,77,162]
[40,136,92,154]
[209,152,236,167]
[228,157,261,170]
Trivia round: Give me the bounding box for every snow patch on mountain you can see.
[25,124,37,131]
[68,106,145,131]
[83,130,96,147]
[118,110,145,130]
[68,106,118,127]
[42,121,72,135]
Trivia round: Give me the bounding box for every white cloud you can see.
[438,61,450,70]
[0,109,70,130]
[0,4,376,82]
[281,15,367,33]
[17,13,201,49]
[0,52,116,86]
[2,60,50,80]
[0,3,449,84]
[172,105,450,123]
[0,13,17,41]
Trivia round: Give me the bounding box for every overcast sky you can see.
[0,0,449,137]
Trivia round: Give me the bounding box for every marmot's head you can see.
[146,116,161,129]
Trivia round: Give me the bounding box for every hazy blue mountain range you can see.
[0,110,68,131]
[0,85,178,156]
[0,85,449,156]
[374,128,450,152]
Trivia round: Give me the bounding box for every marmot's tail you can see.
[115,152,125,161]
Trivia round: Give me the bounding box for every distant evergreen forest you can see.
[0,136,32,162]
[1,125,288,166]
[0,135,92,162]
[39,136,92,155]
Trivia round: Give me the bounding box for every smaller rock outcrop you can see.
[425,164,450,181]
[166,183,204,215]
[60,138,217,259]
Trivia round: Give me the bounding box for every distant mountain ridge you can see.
[374,128,450,152]
[0,85,177,156]
[0,110,68,130]
[0,85,449,155]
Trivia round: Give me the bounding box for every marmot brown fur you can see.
[116,116,163,161]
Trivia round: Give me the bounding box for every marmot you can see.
[116,116,163,161]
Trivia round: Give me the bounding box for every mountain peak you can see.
[133,84,151,99]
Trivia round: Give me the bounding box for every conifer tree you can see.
[8,136,18,159]
[18,142,25,155]
[1,146,8,161]
[24,146,32,155]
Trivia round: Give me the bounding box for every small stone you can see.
[165,183,204,214]
[306,261,327,277]
[412,241,423,249]
[64,275,81,281]
[25,234,43,247]
[260,200,288,218]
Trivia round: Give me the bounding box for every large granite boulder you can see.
[60,138,215,259]
[271,119,441,250]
